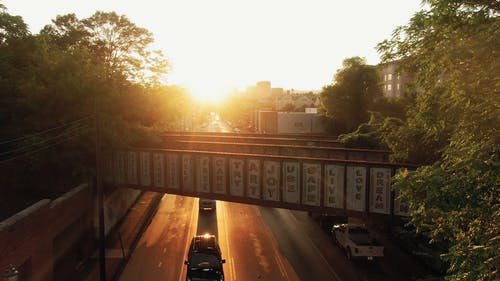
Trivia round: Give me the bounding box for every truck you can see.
[331,224,384,260]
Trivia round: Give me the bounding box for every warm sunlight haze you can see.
[3,0,423,104]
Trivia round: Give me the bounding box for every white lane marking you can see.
[257,207,293,280]
[230,257,237,281]
[178,197,198,281]
[302,222,341,281]
[274,255,287,279]
[220,201,235,281]
[163,247,167,254]
[158,261,162,268]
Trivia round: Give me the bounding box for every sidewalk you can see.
[81,191,163,281]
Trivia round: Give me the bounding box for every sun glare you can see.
[186,82,230,104]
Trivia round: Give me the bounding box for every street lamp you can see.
[2,265,19,281]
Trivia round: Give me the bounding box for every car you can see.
[184,234,225,281]
[199,198,216,212]
[318,214,347,233]
[331,224,384,260]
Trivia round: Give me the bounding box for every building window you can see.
[387,84,392,91]
[397,73,401,80]
[397,83,400,90]
[388,73,392,81]
[384,74,387,81]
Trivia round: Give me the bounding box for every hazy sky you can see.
[2,0,422,99]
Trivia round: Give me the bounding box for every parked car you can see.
[199,198,216,212]
[318,214,347,233]
[331,224,384,260]
[184,234,225,281]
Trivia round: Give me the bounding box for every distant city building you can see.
[271,87,284,96]
[377,60,411,98]
[276,92,320,111]
[256,81,271,97]
[256,110,326,134]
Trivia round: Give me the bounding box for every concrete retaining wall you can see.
[0,183,142,281]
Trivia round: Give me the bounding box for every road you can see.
[119,195,305,281]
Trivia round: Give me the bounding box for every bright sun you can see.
[185,81,231,104]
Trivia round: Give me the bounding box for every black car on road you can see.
[184,234,225,281]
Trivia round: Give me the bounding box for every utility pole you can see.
[95,99,106,281]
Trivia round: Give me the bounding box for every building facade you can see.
[377,61,411,98]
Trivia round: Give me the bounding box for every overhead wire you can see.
[0,115,93,145]
[0,125,92,164]
[0,116,94,164]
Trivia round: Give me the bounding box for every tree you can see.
[319,57,383,134]
[41,11,168,85]
[377,1,499,280]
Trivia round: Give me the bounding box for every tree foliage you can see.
[0,7,184,204]
[319,57,384,134]
[377,1,499,279]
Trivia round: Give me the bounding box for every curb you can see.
[110,193,163,281]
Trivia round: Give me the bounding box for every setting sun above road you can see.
[184,79,231,104]
[3,0,423,93]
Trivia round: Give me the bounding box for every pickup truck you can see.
[331,224,384,260]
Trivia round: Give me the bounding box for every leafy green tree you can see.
[319,57,383,134]
[41,11,168,85]
[0,7,183,202]
[378,1,499,280]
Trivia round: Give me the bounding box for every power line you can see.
[0,121,91,157]
[0,123,92,164]
[0,115,93,145]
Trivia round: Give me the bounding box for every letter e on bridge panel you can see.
[263,161,280,201]
[346,166,366,211]
[302,163,321,206]
[246,159,261,199]
[213,157,227,194]
[324,164,345,208]
[370,168,391,214]
[229,158,244,196]
[153,152,165,188]
[196,156,210,193]
[283,161,300,204]
[182,154,194,192]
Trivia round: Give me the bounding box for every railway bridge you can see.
[104,132,413,218]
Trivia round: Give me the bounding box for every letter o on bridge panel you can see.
[263,161,280,201]
[127,151,138,185]
[140,152,151,186]
[302,163,321,206]
[283,161,300,204]
[370,168,391,214]
[246,159,261,199]
[324,164,345,208]
[346,166,366,211]
[153,153,165,188]
[213,157,227,194]
[229,159,244,196]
